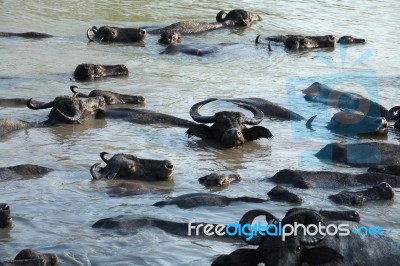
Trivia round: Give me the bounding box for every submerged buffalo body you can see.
[306,111,388,135]
[70,86,145,105]
[0,164,53,181]
[329,182,394,206]
[87,26,146,42]
[302,82,388,118]
[267,186,302,203]
[186,99,273,147]
[368,164,400,176]
[337,35,366,44]
[0,32,53,38]
[27,95,106,124]
[259,34,335,50]
[73,63,129,81]
[90,152,174,181]
[224,98,304,121]
[148,9,261,35]
[0,203,12,228]
[316,142,400,167]
[0,119,34,138]
[153,193,266,209]
[269,169,400,188]
[161,43,237,56]
[104,108,196,127]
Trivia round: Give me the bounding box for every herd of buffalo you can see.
[1,8,400,266]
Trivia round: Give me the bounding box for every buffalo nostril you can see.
[2,205,9,211]
[352,212,359,218]
[165,162,174,170]
[140,29,147,35]
[138,96,146,103]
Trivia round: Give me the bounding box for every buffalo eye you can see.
[295,246,302,253]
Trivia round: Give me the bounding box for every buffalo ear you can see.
[186,124,214,139]
[301,247,344,265]
[244,126,273,141]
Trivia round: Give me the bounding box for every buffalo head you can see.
[73,63,129,81]
[337,36,366,44]
[87,25,146,43]
[70,85,145,105]
[27,95,106,124]
[239,209,344,266]
[284,35,335,50]
[14,249,59,265]
[158,31,181,45]
[0,203,12,228]
[90,152,174,181]
[216,9,262,26]
[186,99,272,147]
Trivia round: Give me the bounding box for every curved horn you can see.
[100,152,109,163]
[70,85,78,94]
[387,106,400,121]
[86,26,97,42]
[55,106,81,123]
[255,34,261,44]
[90,163,119,180]
[216,10,227,22]
[282,210,325,245]
[27,98,54,110]
[239,209,279,245]
[189,98,218,123]
[235,103,264,125]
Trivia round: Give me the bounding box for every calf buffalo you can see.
[70,85,145,105]
[186,98,273,147]
[87,26,146,42]
[73,63,129,81]
[329,182,394,206]
[153,193,266,209]
[90,152,174,181]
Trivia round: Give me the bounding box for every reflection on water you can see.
[0,0,400,265]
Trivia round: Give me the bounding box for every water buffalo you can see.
[158,31,181,45]
[0,32,53,38]
[267,186,302,203]
[90,152,174,181]
[70,85,145,105]
[153,193,266,209]
[368,164,400,176]
[0,119,34,138]
[302,82,388,118]
[0,203,12,228]
[186,99,273,147]
[106,181,172,197]
[238,209,400,266]
[103,108,196,127]
[87,26,146,42]
[329,182,394,206]
[212,208,361,265]
[198,173,241,188]
[73,63,129,81]
[269,169,400,188]
[337,36,366,44]
[0,164,53,181]
[148,9,261,35]
[14,249,58,266]
[316,142,400,167]
[27,95,106,124]
[256,34,335,51]
[223,98,304,121]
[306,111,388,135]
[160,42,237,56]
